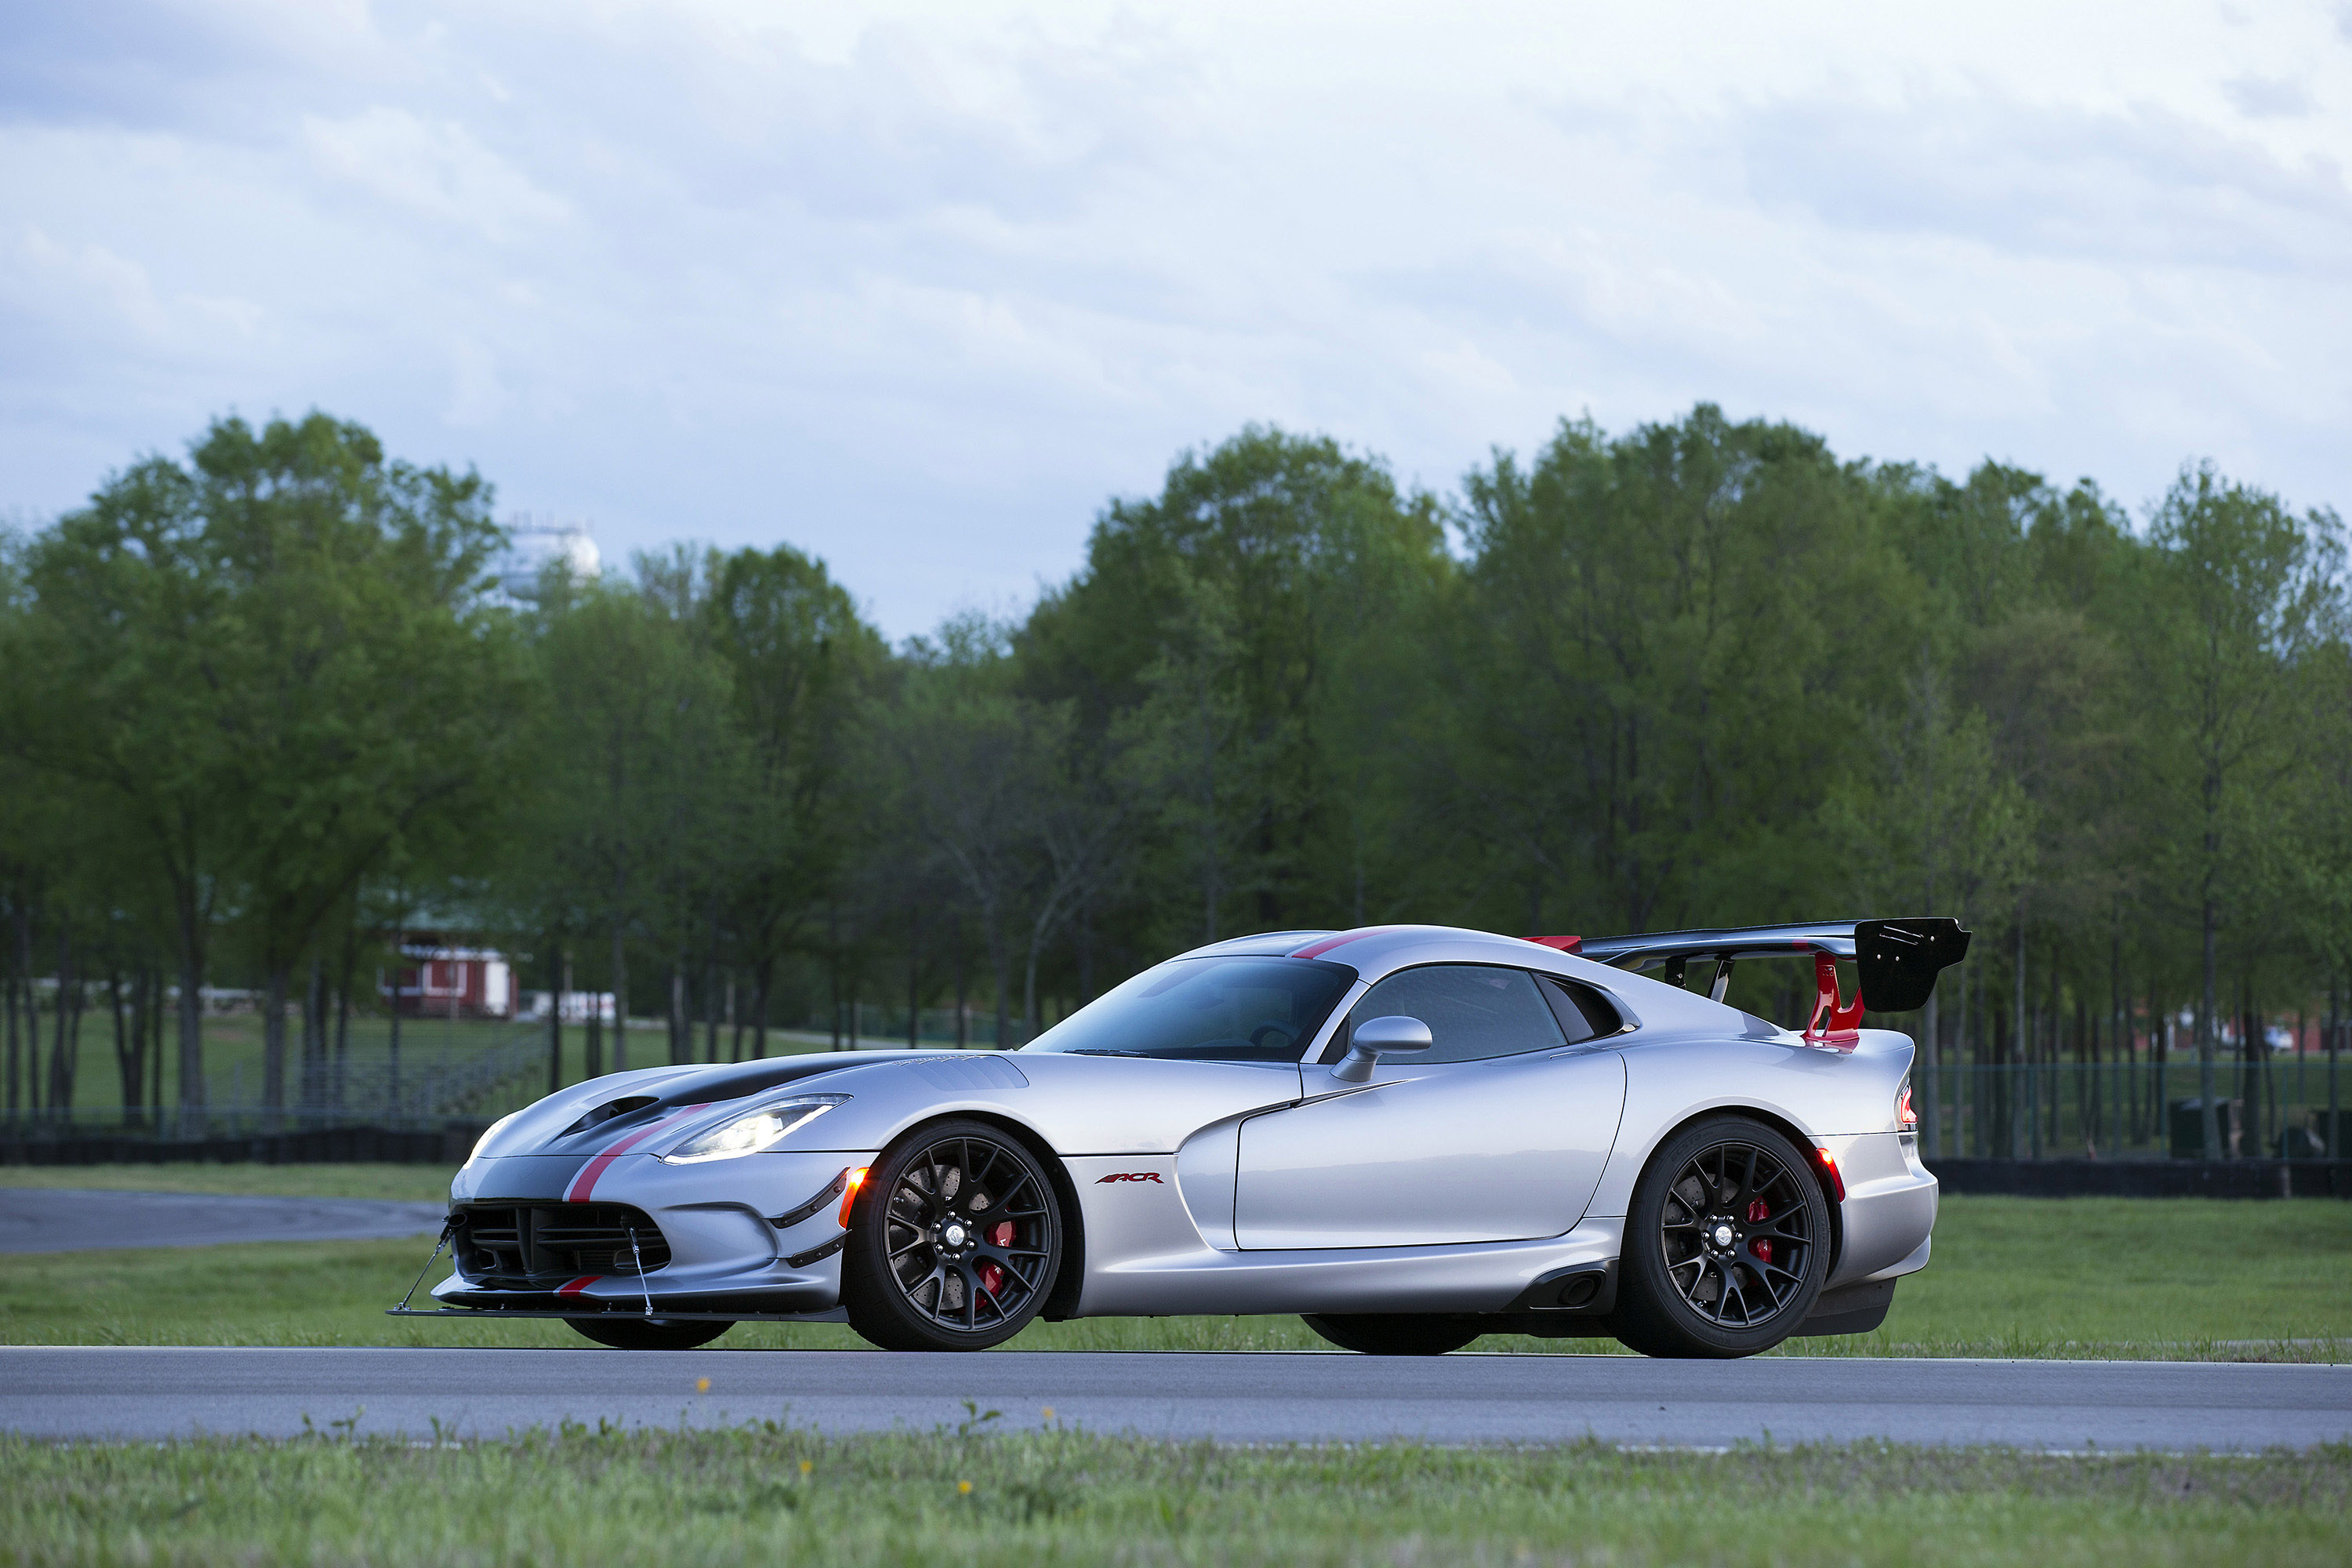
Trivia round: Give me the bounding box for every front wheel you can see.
[565,1316,734,1350]
[1300,1313,1483,1356]
[1613,1115,1832,1359]
[841,1119,1064,1351]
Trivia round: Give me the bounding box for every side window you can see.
[1535,975,1624,1044]
[1340,964,1567,1065]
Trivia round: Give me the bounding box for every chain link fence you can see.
[1917,1056,2347,1161]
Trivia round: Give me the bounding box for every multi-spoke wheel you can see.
[841,1119,1063,1351]
[565,1316,733,1350]
[1299,1313,1483,1356]
[1614,1116,1832,1359]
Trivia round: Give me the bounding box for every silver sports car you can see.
[400,917,1966,1357]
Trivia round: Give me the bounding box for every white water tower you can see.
[497,514,601,601]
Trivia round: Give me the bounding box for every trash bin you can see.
[2299,1109,2350,1158]
[2274,1120,2328,1160]
[2168,1097,2243,1158]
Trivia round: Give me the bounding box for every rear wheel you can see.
[1613,1116,1831,1359]
[565,1316,733,1350]
[1300,1313,1483,1356]
[841,1119,1063,1352]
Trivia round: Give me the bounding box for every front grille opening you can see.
[453,1203,671,1287]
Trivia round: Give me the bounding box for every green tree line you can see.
[3,406,2346,1160]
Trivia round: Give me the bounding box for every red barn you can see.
[383,935,516,1020]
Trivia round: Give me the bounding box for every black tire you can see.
[841,1118,1063,1352]
[1613,1115,1832,1359]
[1299,1313,1483,1356]
[564,1316,734,1350]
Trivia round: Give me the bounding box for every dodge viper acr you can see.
[406,917,1967,1357]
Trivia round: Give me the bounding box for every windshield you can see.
[1022,956,1356,1062]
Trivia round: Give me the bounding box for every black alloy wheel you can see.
[1299,1313,1483,1356]
[1613,1115,1831,1359]
[565,1316,734,1350]
[841,1119,1063,1352]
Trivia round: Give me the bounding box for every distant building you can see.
[382,935,515,1020]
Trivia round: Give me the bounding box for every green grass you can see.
[1,1185,2344,1358]
[45,1011,517,1116]
[0,1163,456,1202]
[2,1428,2345,1567]
[36,1010,840,1118]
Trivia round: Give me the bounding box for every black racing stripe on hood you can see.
[466,1155,592,1202]
[529,1052,931,1157]
[648,1055,864,1107]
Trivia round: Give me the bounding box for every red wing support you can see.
[1804,953,1866,1049]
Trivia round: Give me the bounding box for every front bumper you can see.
[429,1149,879,1316]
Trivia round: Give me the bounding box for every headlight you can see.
[469,1112,518,1164]
[659,1096,849,1164]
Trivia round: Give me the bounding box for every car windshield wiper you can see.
[1065,1048,1144,1057]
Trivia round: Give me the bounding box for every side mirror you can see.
[1331,1014,1433,1083]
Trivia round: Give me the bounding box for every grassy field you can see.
[5,1178,2345,1565]
[1,1177,2345,1358]
[31,1011,842,1118]
[0,1163,456,1201]
[2,1426,2345,1568]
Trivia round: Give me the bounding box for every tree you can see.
[2134,466,2346,1158]
[1109,562,1281,944]
[702,544,887,1053]
[520,575,739,1073]
[1022,426,1446,954]
[1825,655,2036,1152]
[875,617,1052,1048]
[199,415,518,1117]
[1453,407,1918,942]
[7,444,246,1123]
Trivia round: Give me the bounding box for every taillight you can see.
[1896,1081,1918,1131]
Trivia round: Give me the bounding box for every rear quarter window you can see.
[1536,975,1624,1043]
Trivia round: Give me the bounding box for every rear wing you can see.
[1534,918,1970,1046]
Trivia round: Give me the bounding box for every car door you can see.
[1232,964,1628,1249]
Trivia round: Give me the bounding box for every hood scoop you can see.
[560,1095,659,1139]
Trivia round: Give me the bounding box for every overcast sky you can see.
[5,2,2348,636]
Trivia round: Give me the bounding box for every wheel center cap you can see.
[1711,1223,1736,1248]
[942,1222,967,1248]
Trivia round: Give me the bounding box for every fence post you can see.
[2329,1005,2341,1159]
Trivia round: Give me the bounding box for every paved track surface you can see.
[0,1189,445,1252]
[4,1347,2345,1450]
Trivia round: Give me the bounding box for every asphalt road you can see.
[0,1189,446,1252]
[4,1347,2344,1450]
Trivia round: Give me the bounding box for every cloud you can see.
[10,227,170,338]
[0,0,384,140]
[2222,73,2315,118]
[301,107,567,241]
[444,335,510,426]
[1721,89,2352,274]
[0,2,2347,633]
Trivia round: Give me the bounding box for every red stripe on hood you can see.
[564,1103,711,1202]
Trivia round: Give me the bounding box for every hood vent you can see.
[560,1095,659,1138]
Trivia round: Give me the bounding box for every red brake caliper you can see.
[1747,1199,1773,1265]
[978,1221,1014,1295]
